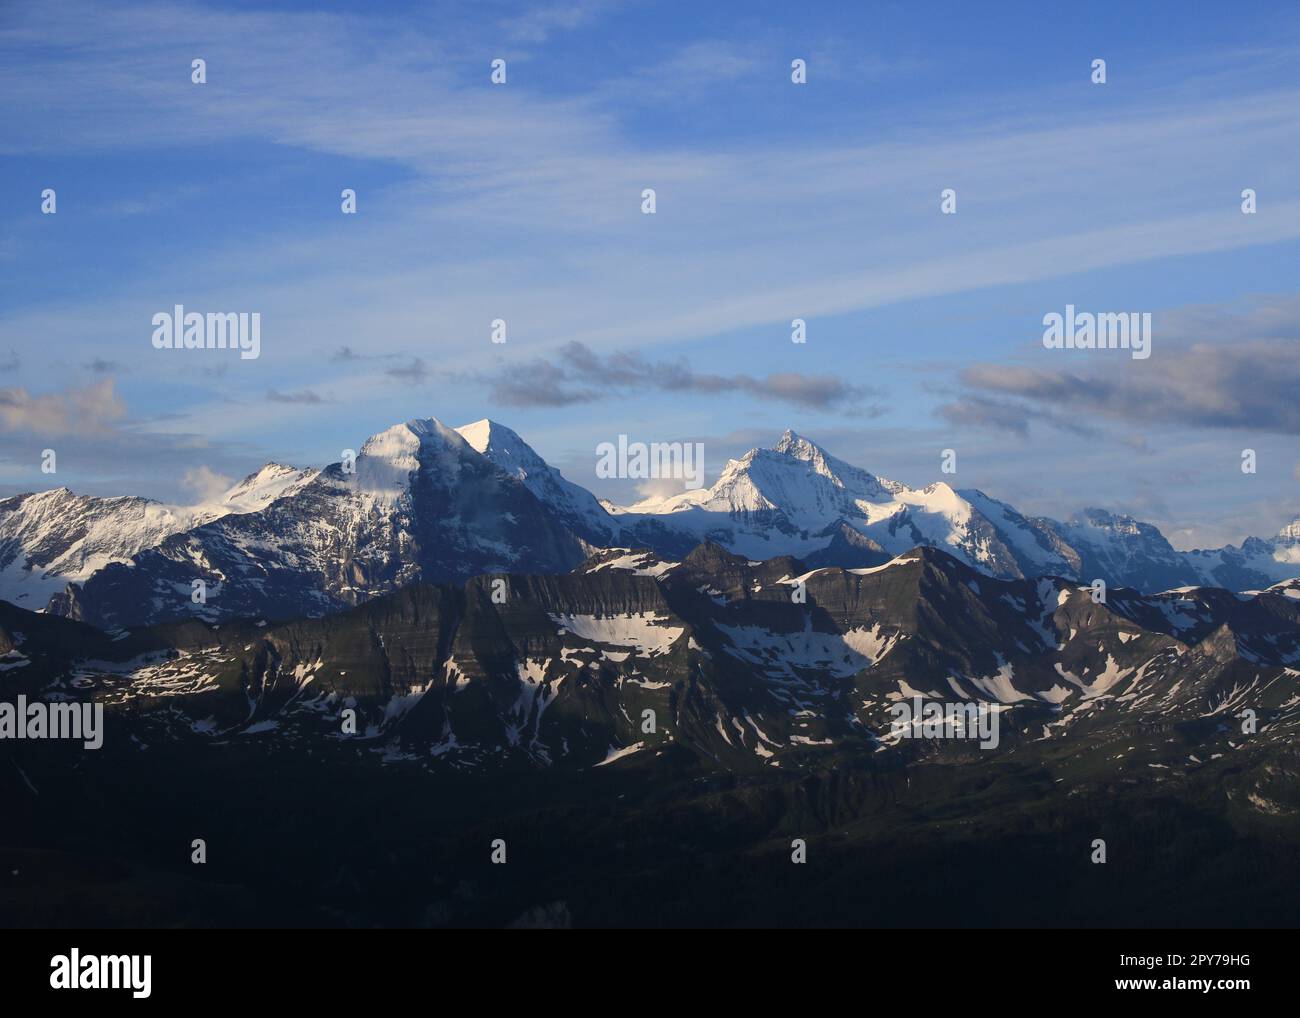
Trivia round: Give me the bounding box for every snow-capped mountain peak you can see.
[454,418,615,545]
[772,428,828,465]
[351,418,473,500]
[613,430,1055,576]
[5,417,1300,623]
[56,414,603,628]
[454,417,502,455]
[1067,507,1157,536]
[455,418,549,475]
[767,429,894,493]
[0,463,321,608]
[211,462,318,516]
[700,431,900,513]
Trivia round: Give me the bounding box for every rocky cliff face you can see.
[9,543,1298,779]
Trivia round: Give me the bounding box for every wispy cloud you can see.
[266,388,332,405]
[937,395,1031,437]
[483,341,879,412]
[949,297,1300,435]
[180,463,233,501]
[0,378,125,436]
[385,358,434,385]
[498,0,610,44]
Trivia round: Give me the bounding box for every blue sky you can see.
[2,0,1299,549]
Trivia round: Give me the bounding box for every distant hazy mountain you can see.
[1181,518,1300,591]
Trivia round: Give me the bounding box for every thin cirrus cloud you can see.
[4,5,1298,353]
[481,341,879,413]
[497,0,612,45]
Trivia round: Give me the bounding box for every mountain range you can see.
[5,538,1299,772]
[5,533,1300,927]
[5,417,1300,927]
[3,416,1297,629]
